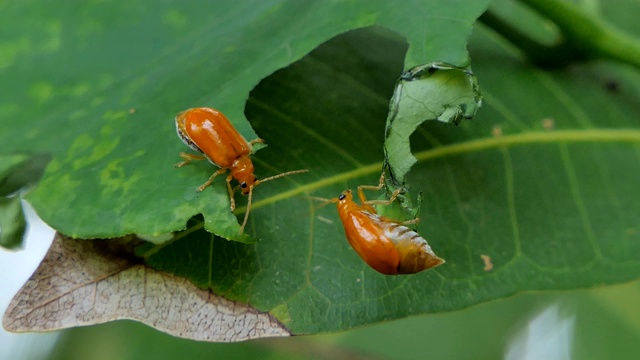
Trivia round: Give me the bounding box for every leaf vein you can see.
[559,144,602,258]
[246,129,640,213]
[501,147,522,255]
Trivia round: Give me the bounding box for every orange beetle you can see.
[175,107,307,234]
[317,174,445,275]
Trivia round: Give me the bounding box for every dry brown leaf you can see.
[2,233,290,342]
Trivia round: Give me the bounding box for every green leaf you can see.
[0,154,30,197]
[141,19,640,334]
[0,153,50,197]
[0,155,29,250]
[0,153,48,249]
[0,0,490,242]
[0,197,26,250]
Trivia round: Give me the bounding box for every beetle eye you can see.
[241,182,247,188]
[338,194,346,200]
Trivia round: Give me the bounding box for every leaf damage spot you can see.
[480,254,494,272]
[492,124,503,137]
[542,118,555,130]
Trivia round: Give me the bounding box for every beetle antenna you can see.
[293,195,338,222]
[306,195,337,206]
[237,169,308,234]
[255,169,308,185]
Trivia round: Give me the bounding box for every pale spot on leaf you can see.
[2,234,290,342]
[492,124,503,137]
[542,118,555,130]
[480,254,494,271]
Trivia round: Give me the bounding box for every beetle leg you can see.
[362,188,401,206]
[400,217,421,225]
[197,168,227,192]
[176,152,206,168]
[357,172,386,203]
[225,173,236,211]
[379,215,421,225]
[248,138,265,146]
[358,173,405,206]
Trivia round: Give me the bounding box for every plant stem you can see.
[478,11,584,68]
[480,0,640,69]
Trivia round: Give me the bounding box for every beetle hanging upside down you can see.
[314,174,445,275]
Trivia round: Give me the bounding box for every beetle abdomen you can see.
[176,107,251,167]
[364,212,445,274]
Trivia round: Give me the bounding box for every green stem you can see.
[480,0,640,69]
[478,11,583,68]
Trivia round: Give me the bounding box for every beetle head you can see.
[231,156,257,194]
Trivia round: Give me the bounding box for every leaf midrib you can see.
[244,128,640,212]
[159,128,640,245]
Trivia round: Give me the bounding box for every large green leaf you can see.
[140,24,640,335]
[0,0,488,242]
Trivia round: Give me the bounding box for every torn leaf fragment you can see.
[384,62,482,184]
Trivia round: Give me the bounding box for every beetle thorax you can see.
[337,189,378,216]
[231,155,256,194]
[337,190,364,216]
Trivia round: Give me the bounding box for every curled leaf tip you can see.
[384,61,483,184]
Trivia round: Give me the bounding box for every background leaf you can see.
[0,155,30,250]
[0,197,26,250]
[0,154,48,250]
